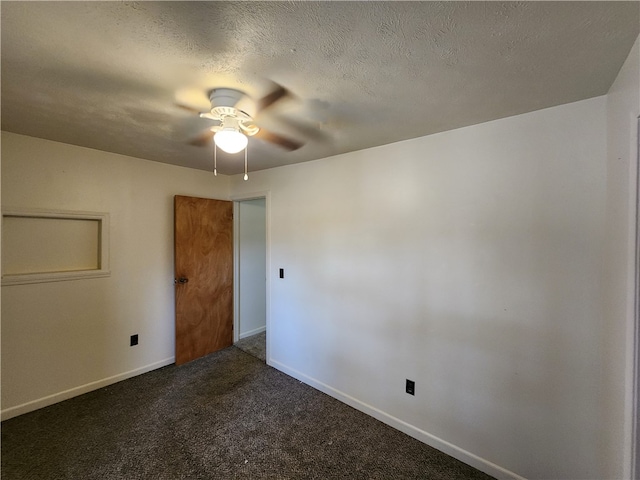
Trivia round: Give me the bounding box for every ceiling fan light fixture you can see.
[214,128,248,154]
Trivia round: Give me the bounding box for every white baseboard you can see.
[239,325,266,340]
[270,360,526,480]
[1,357,175,421]
[2,354,524,479]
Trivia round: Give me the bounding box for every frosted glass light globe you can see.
[214,129,248,154]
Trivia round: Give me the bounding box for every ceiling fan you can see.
[179,84,305,154]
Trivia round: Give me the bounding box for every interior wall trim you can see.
[632,115,640,480]
[239,325,266,340]
[0,357,175,421]
[270,359,527,480]
[1,207,110,286]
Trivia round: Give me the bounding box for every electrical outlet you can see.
[406,379,415,396]
[130,334,139,346]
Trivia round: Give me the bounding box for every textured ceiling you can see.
[2,1,639,175]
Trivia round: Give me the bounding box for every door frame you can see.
[632,117,640,480]
[231,191,271,364]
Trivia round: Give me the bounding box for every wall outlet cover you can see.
[406,379,415,395]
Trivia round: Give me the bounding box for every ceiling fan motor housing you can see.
[209,88,244,108]
[209,88,256,118]
[212,106,242,118]
[197,85,299,148]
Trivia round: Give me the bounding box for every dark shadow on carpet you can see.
[1,346,495,479]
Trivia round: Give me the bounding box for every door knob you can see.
[175,277,189,284]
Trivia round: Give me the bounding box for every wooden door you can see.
[174,195,233,365]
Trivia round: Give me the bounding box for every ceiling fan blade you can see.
[175,102,205,114]
[174,87,211,113]
[276,117,330,143]
[257,83,290,112]
[188,129,215,147]
[254,128,304,151]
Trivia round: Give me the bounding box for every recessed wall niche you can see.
[2,209,110,285]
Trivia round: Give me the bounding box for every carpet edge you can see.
[269,359,527,480]
[1,356,175,421]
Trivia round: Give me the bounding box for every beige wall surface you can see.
[231,95,610,480]
[1,132,229,417]
[3,216,101,274]
[604,35,640,479]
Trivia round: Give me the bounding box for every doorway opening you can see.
[233,195,268,363]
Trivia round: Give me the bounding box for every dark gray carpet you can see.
[235,331,266,362]
[1,347,494,480]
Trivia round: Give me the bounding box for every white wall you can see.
[604,36,640,479]
[1,132,230,418]
[237,198,267,338]
[231,96,609,480]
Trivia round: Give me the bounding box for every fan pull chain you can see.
[244,144,249,181]
[213,143,217,176]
